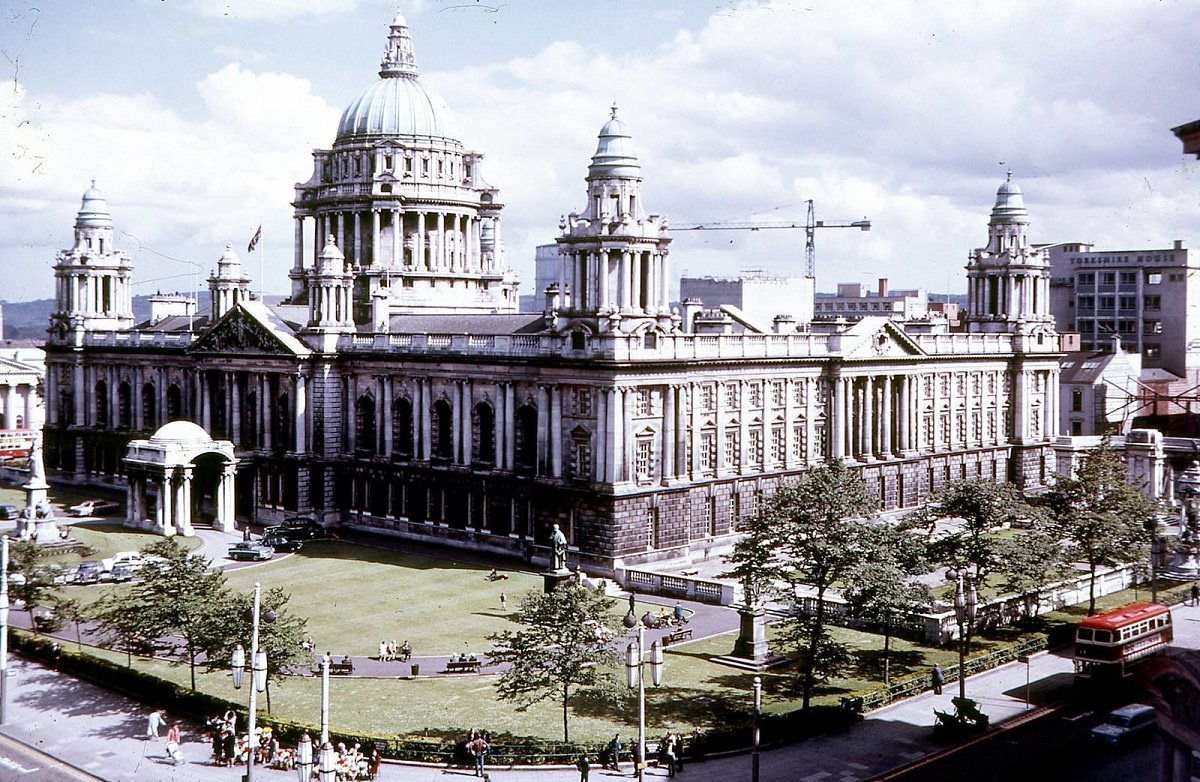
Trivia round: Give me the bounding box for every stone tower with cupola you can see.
[552,107,676,334]
[50,182,134,340]
[207,243,252,320]
[965,173,1055,338]
[290,9,517,320]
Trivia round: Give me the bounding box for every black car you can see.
[0,504,19,520]
[265,517,326,541]
[261,532,303,553]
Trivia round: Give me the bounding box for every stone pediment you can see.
[840,319,926,360]
[188,304,299,356]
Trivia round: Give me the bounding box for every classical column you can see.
[462,381,475,464]
[230,374,242,446]
[631,252,643,312]
[675,384,688,478]
[371,209,381,267]
[619,250,631,311]
[898,375,910,454]
[346,375,357,453]
[391,209,402,267]
[862,376,875,459]
[436,212,446,269]
[73,362,85,426]
[621,387,634,482]
[503,382,515,470]
[845,377,856,461]
[178,466,194,536]
[382,378,394,456]
[294,217,305,272]
[262,375,273,452]
[450,381,462,463]
[881,375,893,457]
[598,251,610,312]
[417,212,427,269]
[662,384,676,481]
[536,385,550,475]
[738,380,750,475]
[660,251,671,312]
[353,211,362,266]
[295,374,307,453]
[596,387,608,482]
[161,470,175,536]
[419,379,431,461]
[549,384,562,478]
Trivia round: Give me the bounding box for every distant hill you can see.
[0,293,214,341]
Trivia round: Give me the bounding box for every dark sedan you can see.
[228,541,274,561]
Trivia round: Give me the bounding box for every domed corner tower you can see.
[289,8,518,320]
[964,172,1056,347]
[553,106,674,335]
[49,181,135,344]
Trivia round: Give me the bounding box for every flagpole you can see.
[258,216,265,302]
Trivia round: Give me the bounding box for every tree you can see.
[1046,440,1156,614]
[124,538,232,690]
[199,585,308,714]
[842,523,933,684]
[93,590,157,667]
[995,527,1068,620]
[486,585,622,742]
[917,479,1038,596]
[751,461,879,713]
[6,539,56,631]
[52,596,89,651]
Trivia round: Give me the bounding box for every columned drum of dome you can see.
[291,10,517,318]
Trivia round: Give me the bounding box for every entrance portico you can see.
[122,421,237,536]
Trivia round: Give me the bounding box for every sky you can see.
[1,0,1198,304]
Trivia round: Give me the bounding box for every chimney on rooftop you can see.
[878,278,889,297]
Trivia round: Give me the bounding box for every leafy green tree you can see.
[916,479,1038,596]
[93,590,157,667]
[6,539,56,631]
[486,585,622,742]
[126,538,232,690]
[842,523,932,684]
[996,527,1068,620]
[52,596,89,651]
[199,585,308,714]
[753,460,879,713]
[1046,440,1156,614]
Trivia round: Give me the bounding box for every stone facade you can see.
[40,12,1060,574]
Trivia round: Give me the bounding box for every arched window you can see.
[514,404,538,472]
[473,402,495,465]
[393,397,414,458]
[117,382,132,429]
[356,394,377,454]
[142,383,157,430]
[167,384,183,423]
[94,380,108,427]
[431,399,453,460]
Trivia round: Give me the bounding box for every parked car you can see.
[69,499,122,517]
[74,561,104,585]
[261,532,303,553]
[228,541,274,561]
[1091,704,1157,746]
[100,551,158,573]
[109,562,137,583]
[265,517,326,541]
[0,504,20,520]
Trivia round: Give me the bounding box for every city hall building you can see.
[41,12,1060,573]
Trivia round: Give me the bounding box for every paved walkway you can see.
[9,602,1197,782]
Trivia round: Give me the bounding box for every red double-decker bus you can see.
[1073,602,1173,678]
[0,429,34,459]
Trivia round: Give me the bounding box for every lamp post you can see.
[295,733,313,782]
[231,582,275,782]
[317,740,338,782]
[949,570,978,700]
[1,536,9,726]
[751,675,762,782]
[623,604,663,782]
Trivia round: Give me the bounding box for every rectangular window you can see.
[700,384,716,412]
[707,497,717,537]
[728,493,740,527]
[1147,272,1162,285]
[771,381,786,408]
[1078,272,1095,285]
[771,425,786,463]
[724,429,740,466]
[636,389,652,416]
[635,437,654,482]
[1078,295,1095,312]
[572,437,592,480]
[749,382,763,408]
[792,422,808,462]
[1101,272,1116,285]
[572,388,593,416]
[794,380,808,406]
[1119,271,1137,286]
[725,383,740,408]
[1144,295,1161,309]
[646,507,659,550]
[749,428,763,465]
[1145,320,1162,334]
[700,431,716,472]
[1119,296,1137,311]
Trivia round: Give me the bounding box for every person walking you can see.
[607,734,622,772]
[663,735,677,778]
[576,752,591,782]
[1191,582,1198,607]
[931,664,944,695]
[467,733,489,777]
[499,592,507,612]
[146,709,165,740]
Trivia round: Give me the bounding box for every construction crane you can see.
[672,199,870,279]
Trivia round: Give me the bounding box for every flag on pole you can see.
[247,224,262,253]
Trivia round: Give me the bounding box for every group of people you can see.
[204,710,290,769]
[377,639,412,662]
[145,709,184,765]
[594,730,699,778]
[330,741,381,780]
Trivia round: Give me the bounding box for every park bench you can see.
[443,658,482,674]
[933,696,989,739]
[663,627,693,646]
[328,659,354,676]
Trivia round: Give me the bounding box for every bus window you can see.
[1094,630,1112,643]
[1077,629,1093,641]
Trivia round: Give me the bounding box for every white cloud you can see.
[181,0,369,21]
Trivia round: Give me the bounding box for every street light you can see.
[295,733,313,782]
[232,582,275,782]
[317,740,338,782]
[751,675,762,782]
[623,601,664,782]
[948,570,977,700]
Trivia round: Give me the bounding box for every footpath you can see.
[7,602,1194,782]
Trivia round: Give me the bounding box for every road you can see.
[0,732,101,782]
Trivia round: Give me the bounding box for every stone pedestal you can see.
[543,569,574,593]
[20,475,60,542]
[732,605,770,661]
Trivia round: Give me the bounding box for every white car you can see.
[101,551,166,573]
[69,499,121,517]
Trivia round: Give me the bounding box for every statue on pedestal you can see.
[551,523,568,572]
